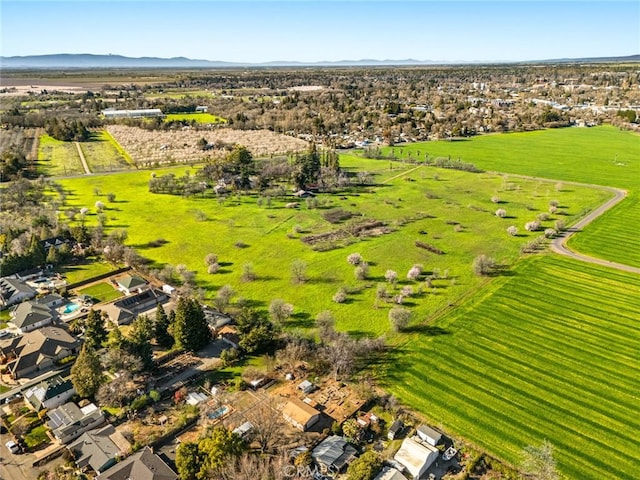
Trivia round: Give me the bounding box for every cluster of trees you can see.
[44,117,90,142]
[70,299,210,404]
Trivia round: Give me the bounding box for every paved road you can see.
[74,141,91,174]
[501,173,640,274]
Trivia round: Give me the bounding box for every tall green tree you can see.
[71,345,104,398]
[175,442,201,480]
[172,297,211,352]
[225,145,255,189]
[127,315,154,369]
[84,310,108,350]
[346,451,382,480]
[292,143,321,189]
[155,304,174,348]
[198,427,245,479]
[236,309,277,354]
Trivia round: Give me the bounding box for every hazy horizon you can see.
[2,1,639,63]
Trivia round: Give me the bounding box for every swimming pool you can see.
[63,302,80,314]
[207,406,229,420]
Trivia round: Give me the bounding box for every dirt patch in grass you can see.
[302,220,393,247]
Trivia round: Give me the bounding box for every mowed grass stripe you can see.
[457,335,640,433]
[398,360,634,479]
[385,255,640,479]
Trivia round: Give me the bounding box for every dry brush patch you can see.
[106,125,307,166]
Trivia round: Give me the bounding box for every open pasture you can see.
[383,254,640,480]
[37,134,84,176]
[58,159,608,336]
[381,126,640,266]
[164,112,226,124]
[79,130,132,172]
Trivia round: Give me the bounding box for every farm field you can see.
[164,112,226,124]
[37,134,84,176]
[381,126,640,266]
[382,254,640,479]
[79,130,132,172]
[58,158,609,336]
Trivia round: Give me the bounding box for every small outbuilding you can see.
[297,379,315,394]
[388,419,404,440]
[282,398,320,432]
[416,424,442,447]
[393,436,440,480]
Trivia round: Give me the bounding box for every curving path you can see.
[502,173,640,274]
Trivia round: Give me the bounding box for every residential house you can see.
[393,436,440,479]
[311,435,358,474]
[282,397,320,432]
[416,424,442,447]
[115,275,148,295]
[374,467,408,480]
[96,446,177,480]
[48,402,106,444]
[41,236,71,252]
[24,375,76,411]
[388,419,404,440]
[10,300,58,333]
[35,293,65,309]
[99,289,168,326]
[69,424,131,474]
[0,326,80,379]
[0,277,36,308]
[195,106,208,113]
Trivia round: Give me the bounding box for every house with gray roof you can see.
[0,277,36,308]
[35,293,65,309]
[97,446,177,480]
[116,274,148,295]
[24,375,76,411]
[10,300,58,333]
[311,435,358,474]
[69,424,131,474]
[0,326,80,379]
[48,402,106,444]
[416,424,442,447]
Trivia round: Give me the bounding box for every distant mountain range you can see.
[1,53,639,69]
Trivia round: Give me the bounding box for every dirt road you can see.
[74,141,91,174]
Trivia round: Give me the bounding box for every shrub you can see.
[389,307,411,332]
[525,220,541,232]
[473,254,496,276]
[347,252,363,265]
[333,287,348,303]
[495,208,507,218]
[555,219,566,231]
[130,395,150,411]
[407,264,422,281]
[507,226,518,236]
[537,212,550,222]
[207,263,220,274]
[384,269,398,284]
[491,196,500,204]
[544,228,557,238]
[354,262,369,280]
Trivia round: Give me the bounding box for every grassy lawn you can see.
[56,258,120,285]
[23,424,50,449]
[79,130,132,172]
[164,112,226,124]
[380,126,640,266]
[37,134,84,177]
[383,254,640,479]
[77,281,123,303]
[58,162,608,336]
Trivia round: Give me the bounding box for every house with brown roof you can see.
[282,397,320,431]
[0,326,80,379]
[96,446,177,480]
[69,424,131,474]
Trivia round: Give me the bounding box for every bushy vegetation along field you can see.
[38,134,84,176]
[164,112,226,124]
[381,126,640,266]
[78,130,132,173]
[58,158,608,335]
[383,255,640,479]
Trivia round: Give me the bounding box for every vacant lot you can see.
[382,126,640,266]
[383,255,640,479]
[58,157,608,336]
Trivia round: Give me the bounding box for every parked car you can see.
[6,440,21,454]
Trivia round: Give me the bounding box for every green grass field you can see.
[383,254,640,479]
[58,160,608,336]
[55,258,120,285]
[380,126,640,266]
[37,134,84,176]
[79,130,132,172]
[77,281,123,303]
[164,113,226,124]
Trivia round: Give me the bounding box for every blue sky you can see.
[2,1,638,62]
